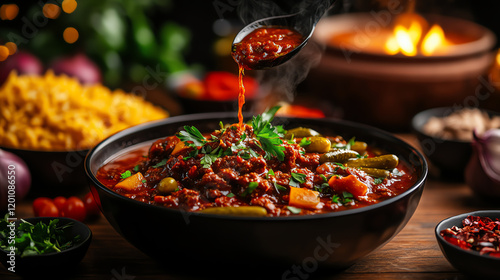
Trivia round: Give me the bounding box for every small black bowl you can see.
[0,217,92,277]
[1,147,89,196]
[85,112,428,272]
[412,107,475,180]
[435,210,500,279]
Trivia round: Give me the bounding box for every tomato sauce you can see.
[96,123,418,217]
[232,27,304,70]
[237,65,245,128]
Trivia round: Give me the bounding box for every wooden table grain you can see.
[1,135,494,280]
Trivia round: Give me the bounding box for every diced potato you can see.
[115,172,144,192]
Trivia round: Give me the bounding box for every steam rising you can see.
[236,0,334,104]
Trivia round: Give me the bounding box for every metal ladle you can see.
[231,0,336,70]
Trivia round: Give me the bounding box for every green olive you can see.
[198,206,268,217]
[319,149,359,164]
[157,177,178,194]
[284,127,320,139]
[304,136,331,153]
[345,154,399,169]
[351,141,367,155]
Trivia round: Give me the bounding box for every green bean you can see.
[284,127,320,139]
[198,206,268,217]
[319,149,359,164]
[157,177,178,194]
[304,136,331,153]
[345,154,399,169]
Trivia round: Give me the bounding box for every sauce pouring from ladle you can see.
[231,0,336,128]
[231,0,337,70]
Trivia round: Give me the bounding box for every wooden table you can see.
[1,135,494,280]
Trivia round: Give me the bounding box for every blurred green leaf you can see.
[131,14,156,58]
[160,22,190,53]
[91,8,126,51]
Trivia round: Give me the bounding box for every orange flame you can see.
[385,15,449,56]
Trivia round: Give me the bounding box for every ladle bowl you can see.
[231,0,336,70]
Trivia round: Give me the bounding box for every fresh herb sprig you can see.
[251,106,286,161]
[176,106,287,163]
[177,125,207,147]
[0,216,80,257]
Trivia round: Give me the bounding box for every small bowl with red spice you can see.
[435,210,500,278]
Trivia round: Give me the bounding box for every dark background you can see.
[1,0,499,87]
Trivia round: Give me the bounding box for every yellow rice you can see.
[0,71,169,151]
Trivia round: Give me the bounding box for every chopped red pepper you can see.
[440,215,500,257]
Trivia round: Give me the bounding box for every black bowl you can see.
[1,147,89,196]
[85,112,428,273]
[0,217,92,278]
[412,107,478,180]
[435,210,500,279]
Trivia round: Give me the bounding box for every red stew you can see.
[232,27,304,70]
[96,115,417,217]
[440,215,500,257]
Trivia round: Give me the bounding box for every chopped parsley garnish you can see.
[373,177,384,185]
[335,163,347,171]
[152,158,167,168]
[333,137,356,150]
[299,137,311,147]
[177,125,207,147]
[332,191,354,205]
[266,169,287,193]
[251,106,286,161]
[241,181,259,197]
[120,170,132,179]
[267,169,275,178]
[201,154,218,168]
[320,174,328,182]
[289,172,307,188]
[314,182,331,194]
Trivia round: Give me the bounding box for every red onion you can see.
[0,51,43,85]
[0,149,31,211]
[50,53,102,85]
[465,129,500,199]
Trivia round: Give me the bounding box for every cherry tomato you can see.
[33,197,55,216]
[83,192,100,217]
[61,196,86,222]
[35,200,59,217]
[53,196,67,210]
